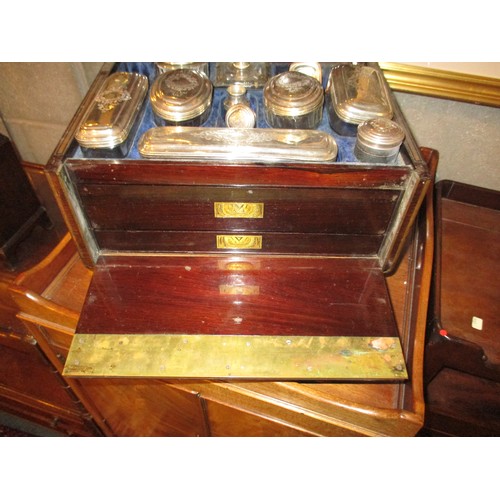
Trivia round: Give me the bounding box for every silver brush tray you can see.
[138,126,338,163]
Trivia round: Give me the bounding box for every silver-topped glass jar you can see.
[263,71,324,129]
[326,63,393,136]
[214,62,271,88]
[75,72,148,157]
[155,62,209,78]
[354,118,405,164]
[150,68,213,126]
[289,62,323,83]
[223,84,249,114]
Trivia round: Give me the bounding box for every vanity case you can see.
[44,62,431,382]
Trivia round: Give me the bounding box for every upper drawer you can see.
[77,184,400,235]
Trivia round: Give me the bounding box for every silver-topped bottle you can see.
[354,118,405,164]
[225,103,256,128]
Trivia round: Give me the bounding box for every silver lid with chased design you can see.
[264,71,324,117]
[150,68,213,122]
[75,72,148,149]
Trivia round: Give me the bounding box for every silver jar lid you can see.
[263,71,324,117]
[155,62,208,77]
[328,64,393,124]
[357,118,405,150]
[150,68,213,122]
[225,103,256,128]
[223,84,248,111]
[289,62,322,83]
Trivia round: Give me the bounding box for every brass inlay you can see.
[214,202,264,219]
[217,235,262,250]
[63,334,408,380]
[219,261,260,271]
[219,285,260,295]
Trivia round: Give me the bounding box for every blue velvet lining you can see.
[72,62,361,162]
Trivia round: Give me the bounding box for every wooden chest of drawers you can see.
[44,62,431,382]
[423,180,500,435]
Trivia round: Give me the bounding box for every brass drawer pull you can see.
[214,202,264,219]
[216,235,262,250]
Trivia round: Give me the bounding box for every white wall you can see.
[395,91,500,190]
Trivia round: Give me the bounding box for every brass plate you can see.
[63,334,408,380]
[214,202,264,219]
[216,235,262,250]
[219,285,260,295]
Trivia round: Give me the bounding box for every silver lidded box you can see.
[326,63,393,136]
[75,72,148,156]
[138,127,337,163]
[354,118,405,164]
[150,68,213,126]
[263,71,324,129]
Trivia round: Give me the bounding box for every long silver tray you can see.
[137,126,338,162]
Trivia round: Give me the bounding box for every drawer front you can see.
[78,184,400,236]
[94,229,382,255]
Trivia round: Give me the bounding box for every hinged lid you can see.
[63,255,408,380]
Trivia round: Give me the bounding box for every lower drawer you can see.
[95,230,383,255]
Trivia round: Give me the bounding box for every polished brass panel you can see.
[214,202,264,219]
[216,235,262,250]
[63,334,408,380]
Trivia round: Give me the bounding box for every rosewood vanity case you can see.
[44,62,432,383]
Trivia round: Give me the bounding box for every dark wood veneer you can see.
[77,255,397,338]
[94,230,383,255]
[79,185,399,234]
[423,180,500,436]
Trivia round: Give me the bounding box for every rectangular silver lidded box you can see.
[137,126,338,163]
[326,63,393,137]
[75,72,148,157]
